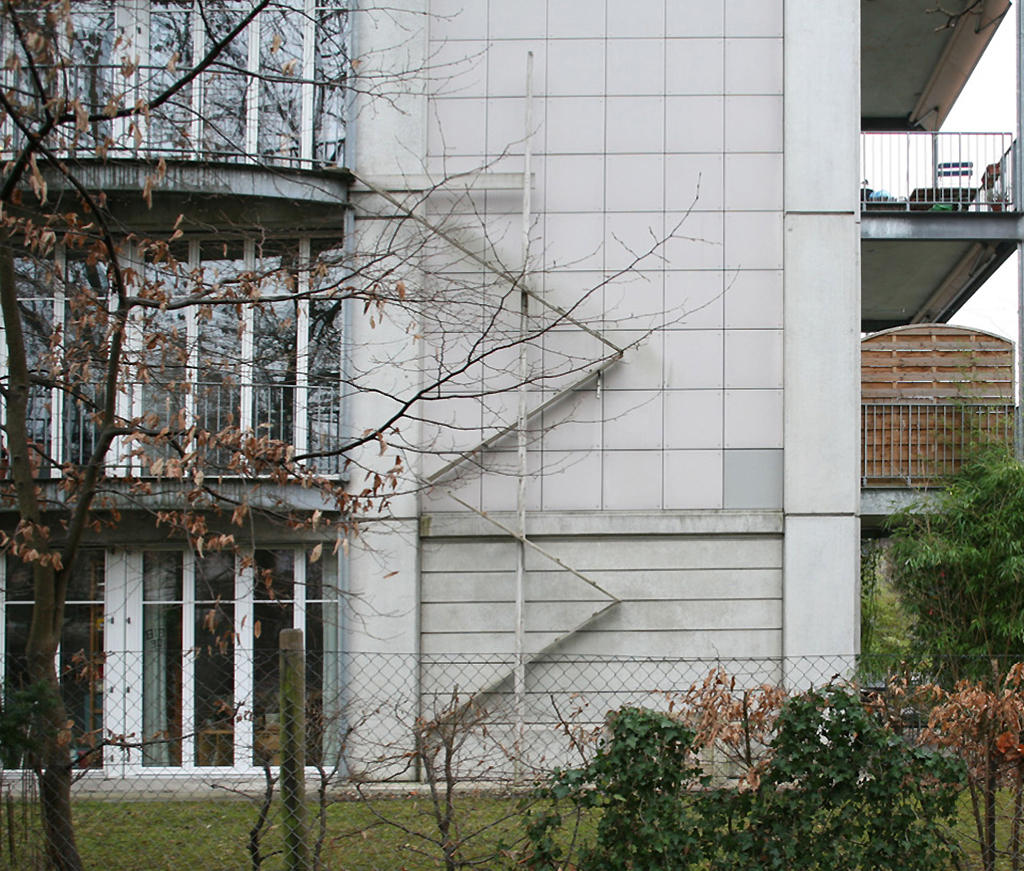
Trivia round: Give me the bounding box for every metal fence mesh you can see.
[0,651,1008,870]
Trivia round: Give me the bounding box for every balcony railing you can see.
[861,132,1016,212]
[861,402,1014,486]
[41,381,344,477]
[4,2,348,171]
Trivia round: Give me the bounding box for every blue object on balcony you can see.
[936,161,973,177]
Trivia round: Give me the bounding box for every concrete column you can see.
[783,0,862,685]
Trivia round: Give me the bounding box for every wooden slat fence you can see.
[861,325,1015,486]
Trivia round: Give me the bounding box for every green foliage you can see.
[0,682,54,769]
[523,707,707,870]
[859,539,912,674]
[525,689,965,871]
[887,446,1024,674]
[718,686,965,871]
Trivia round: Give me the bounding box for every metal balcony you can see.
[45,381,344,477]
[861,401,1014,487]
[860,133,1021,331]
[861,132,1016,213]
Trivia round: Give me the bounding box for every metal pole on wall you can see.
[1016,0,1024,460]
[1011,0,1019,460]
[514,50,534,780]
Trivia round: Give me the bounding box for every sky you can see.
[945,10,1018,341]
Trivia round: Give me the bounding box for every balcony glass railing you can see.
[861,402,1014,486]
[861,132,1016,212]
[3,1,348,170]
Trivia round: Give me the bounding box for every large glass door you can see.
[114,546,340,774]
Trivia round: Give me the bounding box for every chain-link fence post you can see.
[280,629,310,871]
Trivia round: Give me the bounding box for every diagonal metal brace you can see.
[435,494,622,709]
[350,172,623,355]
[425,353,624,485]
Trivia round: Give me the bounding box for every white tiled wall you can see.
[423,0,786,513]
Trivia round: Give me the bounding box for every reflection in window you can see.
[145,2,195,152]
[14,258,57,475]
[259,7,303,162]
[143,552,183,766]
[307,293,344,474]
[7,1,349,165]
[63,258,110,467]
[201,2,250,158]
[195,552,235,766]
[3,552,105,769]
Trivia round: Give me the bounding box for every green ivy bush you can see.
[524,686,965,871]
[523,707,707,870]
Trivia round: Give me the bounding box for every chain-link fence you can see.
[0,649,1016,870]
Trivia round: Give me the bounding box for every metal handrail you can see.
[861,132,1016,213]
[861,401,1014,486]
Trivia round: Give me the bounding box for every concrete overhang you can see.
[861,486,938,531]
[863,0,1010,131]
[35,159,353,236]
[861,212,1018,330]
[0,477,348,517]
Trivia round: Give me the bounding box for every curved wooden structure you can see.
[861,325,1014,485]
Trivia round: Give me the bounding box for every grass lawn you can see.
[3,792,538,871]
[7,787,1024,870]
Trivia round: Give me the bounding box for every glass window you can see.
[200,1,250,159]
[253,255,299,444]
[258,8,304,162]
[63,257,110,466]
[307,276,344,474]
[314,4,348,164]
[142,551,183,766]
[194,552,235,766]
[252,549,294,763]
[145,1,195,155]
[3,552,105,769]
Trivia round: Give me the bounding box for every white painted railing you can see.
[861,132,1016,212]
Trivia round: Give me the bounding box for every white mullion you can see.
[50,247,66,469]
[104,549,130,775]
[300,0,316,164]
[240,240,255,434]
[182,550,197,771]
[132,0,151,155]
[294,547,307,633]
[120,550,144,775]
[234,552,255,771]
[186,241,200,434]
[190,1,205,158]
[110,243,136,476]
[54,16,73,157]
[294,239,310,457]
[245,12,261,160]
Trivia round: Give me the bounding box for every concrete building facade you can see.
[0,0,1011,778]
[347,0,860,692]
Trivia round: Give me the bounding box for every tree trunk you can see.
[1012,759,1023,871]
[27,641,83,871]
[0,243,85,871]
[985,747,998,871]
